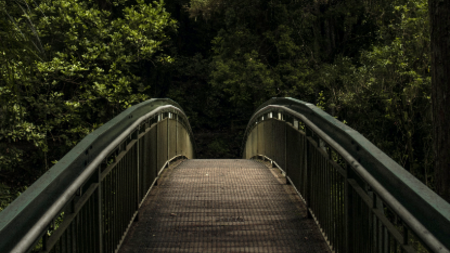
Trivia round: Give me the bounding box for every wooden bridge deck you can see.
[119,159,330,253]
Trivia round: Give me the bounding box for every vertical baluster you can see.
[375,212,379,253]
[325,153,329,235]
[134,144,138,215]
[114,162,118,250]
[78,204,82,253]
[80,204,85,253]
[86,198,90,253]
[316,148,320,221]
[319,148,323,225]
[360,194,364,253]
[362,197,366,253]
[305,132,312,219]
[129,146,133,222]
[339,168,343,253]
[100,176,105,253]
[336,170,339,253]
[123,148,127,233]
[119,150,124,238]
[93,195,97,253]
[119,155,124,247]
[322,149,326,231]
[345,174,353,253]
[104,174,108,253]
[361,195,365,253]
[381,223,386,253]
[121,149,125,233]
[110,164,114,251]
[324,153,328,240]
[87,198,91,253]
[330,161,334,249]
[107,174,111,253]
[331,159,334,248]
[85,200,89,253]
[328,159,332,247]
[120,151,125,242]
[130,144,133,222]
[341,174,345,253]
[128,143,132,222]
[337,173,340,253]
[312,147,316,216]
[124,144,128,231]
[314,148,318,219]
[323,150,327,232]
[355,193,359,253]
[122,150,126,241]
[368,199,371,253]
[109,168,114,251]
[92,193,96,253]
[108,173,112,253]
[114,164,117,250]
[138,138,142,202]
[97,167,103,253]
[127,146,131,226]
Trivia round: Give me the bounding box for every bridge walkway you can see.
[119,159,330,253]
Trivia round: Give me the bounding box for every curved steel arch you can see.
[0,98,196,253]
[242,97,450,253]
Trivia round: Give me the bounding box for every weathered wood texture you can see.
[119,159,330,252]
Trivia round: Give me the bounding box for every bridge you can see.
[0,98,449,253]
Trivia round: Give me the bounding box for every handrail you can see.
[0,98,196,253]
[242,97,450,253]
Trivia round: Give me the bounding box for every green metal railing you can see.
[242,97,450,253]
[0,98,195,253]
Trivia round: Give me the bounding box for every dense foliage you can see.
[0,0,176,210]
[0,0,440,209]
[184,0,433,185]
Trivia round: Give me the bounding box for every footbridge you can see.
[0,98,449,253]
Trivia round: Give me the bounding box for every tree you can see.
[328,0,433,184]
[0,0,176,210]
[429,0,450,202]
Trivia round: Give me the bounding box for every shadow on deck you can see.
[119,159,330,253]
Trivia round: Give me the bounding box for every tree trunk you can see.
[429,0,450,203]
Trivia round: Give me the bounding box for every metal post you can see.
[135,127,140,222]
[285,120,290,184]
[271,118,275,168]
[305,126,312,219]
[256,120,258,157]
[96,167,103,253]
[176,114,179,156]
[155,123,158,186]
[167,113,169,166]
[345,163,353,253]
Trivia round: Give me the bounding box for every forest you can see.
[0,0,449,211]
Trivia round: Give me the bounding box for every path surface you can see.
[119,159,330,253]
